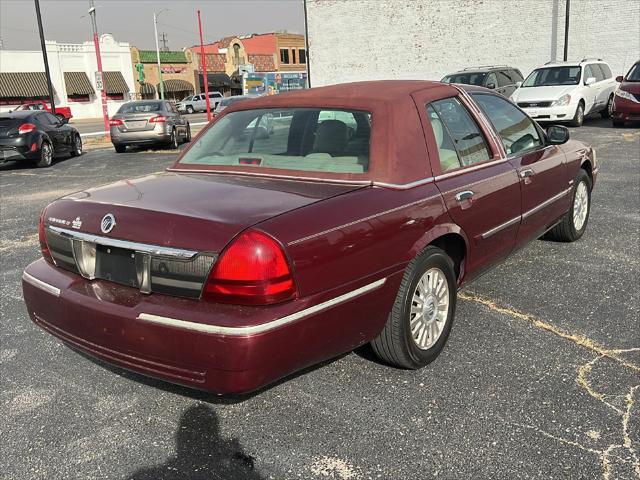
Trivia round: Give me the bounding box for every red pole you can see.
[89,2,110,139]
[197,10,212,122]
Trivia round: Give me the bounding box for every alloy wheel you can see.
[410,267,449,350]
[75,135,82,155]
[42,143,52,165]
[573,181,589,231]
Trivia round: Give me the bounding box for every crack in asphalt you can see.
[460,292,640,479]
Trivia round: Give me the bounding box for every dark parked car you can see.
[23,81,596,394]
[109,100,191,153]
[611,60,640,126]
[0,110,82,167]
[442,65,524,98]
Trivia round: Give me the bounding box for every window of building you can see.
[299,49,307,64]
[67,94,90,103]
[280,49,290,64]
[106,93,124,101]
[292,49,297,64]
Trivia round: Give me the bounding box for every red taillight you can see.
[38,210,54,264]
[149,115,167,123]
[203,230,296,305]
[109,118,123,126]
[18,123,37,134]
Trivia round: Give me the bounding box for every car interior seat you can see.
[431,116,460,172]
[313,120,349,156]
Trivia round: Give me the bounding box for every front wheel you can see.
[569,102,585,127]
[371,246,456,369]
[186,106,194,114]
[184,124,192,143]
[612,119,625,127]
[546,169,592,242]
[167,129,179,149]
[601,95,613,118]
[113,143,127,153]
[35,141,53,168]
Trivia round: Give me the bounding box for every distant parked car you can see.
[510,59,617,127]
[611,60,640,127]
[0,110,82,167]
[213,94,261,115]
[441,66,524,98]
[176,92,223,114]
[109,100,191,153]
[13,100,73,122]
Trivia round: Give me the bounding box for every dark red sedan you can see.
[611,60,640,126]
[22,81,597,394]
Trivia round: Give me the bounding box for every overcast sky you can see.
[0,0,305,51]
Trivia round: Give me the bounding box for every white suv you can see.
[510,59,617,127]
[176,92,223,114]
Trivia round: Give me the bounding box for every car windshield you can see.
[626,63,640,81]
[181,96,193,102]
[179,108,372,174]
[117,102,162,114]
[522,66,582,87]
[441,72,487,86]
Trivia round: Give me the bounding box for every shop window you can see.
[106,93,124,101]
[280,49,290,64]
[299,49,306,64]
[292,49,297,64]
[68,94,90,103]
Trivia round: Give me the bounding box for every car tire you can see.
[168,128,179,149]
[186,106,194,114]
[70,134,82,157]
[184,124,192,143]
[546,169,592,242]
[612,119,625,127]
[371,246,457,369]
[35,141,53,168]
[569,101,585,127]
[601,95,613,118]
[114,144,127,153]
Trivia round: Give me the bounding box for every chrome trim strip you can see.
[522,187,572,219]
[137,278,387,336]
[48,226,198,259]
[373,177,435,189]
[481,215,522,239]
[289,195,440,245]
[22,272,60,297]
[434,157,510,182]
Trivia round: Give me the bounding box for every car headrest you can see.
[431,116,444,147]
[313,120,349,155]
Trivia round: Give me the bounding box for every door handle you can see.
[519,169,534,178]
[455,190,474,202]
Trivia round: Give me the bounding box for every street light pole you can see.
[33,0,56,115]
[197,10,212,121]
[88,0,110,138]
[153,10,167,100]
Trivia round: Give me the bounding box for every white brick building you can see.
[305,0,640,86]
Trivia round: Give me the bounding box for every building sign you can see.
[94,71,103,90]
[244,72,307,95]
[161,66,186,74]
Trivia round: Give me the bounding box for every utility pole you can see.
[153,10,168,99]
[563,0,570,61]
[34,0,56,114]
[197,10,212,121]
[88,0,110,138]
[160,32,169,52]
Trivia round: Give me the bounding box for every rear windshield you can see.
[117,102,163,114]
[179,108,372,174]
[626,63,640,81]
[442,73,487,86]
[522,66,582,87]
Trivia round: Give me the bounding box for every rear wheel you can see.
[371,246,456,369]
[546,169,592,242]
[113,143,127,153]
[569,102,585,127]
[70,134,82,157]
[35,141,53,168]
[601,95,613,118]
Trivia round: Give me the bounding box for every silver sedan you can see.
[109,100,191,153]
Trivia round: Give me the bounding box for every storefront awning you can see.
[103,71,130,94]
[200,73,231,89]
[159,79,194,93]
[64,72,95,95]
[139,82,156,94]
[0,72,50,98]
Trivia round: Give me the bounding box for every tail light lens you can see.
[203,230,297,305]
[149,116,167,123]
[18,123,37,134]
[38,211,54,264]
[109,118,123,126]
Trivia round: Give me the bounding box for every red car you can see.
[22,81,597,394]
[611,61,640,127]
[14,100,73,122]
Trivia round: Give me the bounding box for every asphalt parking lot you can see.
[1,117,638,480]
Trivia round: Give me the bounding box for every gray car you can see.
[109,100,191,153]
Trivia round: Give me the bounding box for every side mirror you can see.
[585,77,596,86]
[615,75,624,82]
[515,81,522,88]
[486,82,496,90]
[546,125,570,145]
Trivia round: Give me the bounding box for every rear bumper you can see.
[110,127,171,145]
[611,95,640,122]
[22,259,396,394]
[0,137,38,162]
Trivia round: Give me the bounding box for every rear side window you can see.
[179,108,372,174]
[428,97,492,168]
[442,72,487,86]
[426,106,461,172]
[472,94,543,156]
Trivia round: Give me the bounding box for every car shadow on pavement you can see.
[126,404,265,480]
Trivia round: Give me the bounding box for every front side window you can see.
[584,65,601,83]
[599,63,612,79]
[179,108,371,174]
[626,63,640,81]
[497,71,513,87]
[522,66,582,87]
[472,94,543,156]
[428,97,492,168]
[485,73,498,88]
